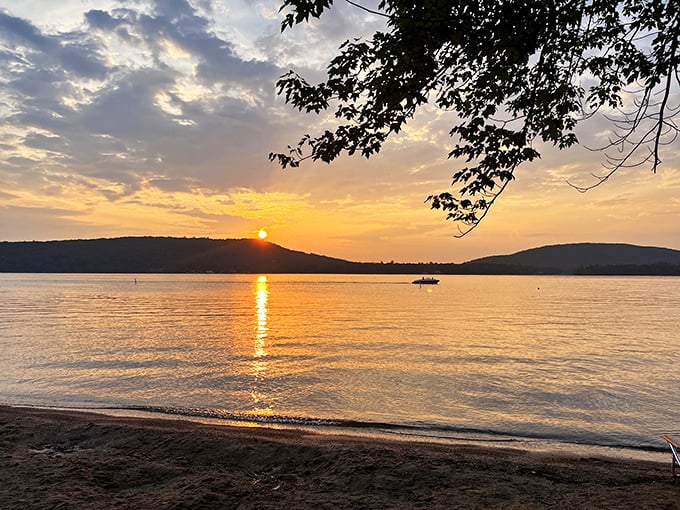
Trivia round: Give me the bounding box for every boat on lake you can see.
[412,277,439,285]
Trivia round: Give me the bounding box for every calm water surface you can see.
[1,273,678,452]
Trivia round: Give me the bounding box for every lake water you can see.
[1,273,678,456]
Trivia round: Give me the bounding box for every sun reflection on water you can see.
[251,275,271,413]
[255,274,268,340]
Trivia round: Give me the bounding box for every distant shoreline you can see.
[3,270,680,276]
[2,237,680,275]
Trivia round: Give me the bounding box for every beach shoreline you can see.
[39,404,671,464]
[1,405,678,509]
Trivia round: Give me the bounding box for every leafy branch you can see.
[271,0,680,234]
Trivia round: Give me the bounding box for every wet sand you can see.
[1,405,678,509]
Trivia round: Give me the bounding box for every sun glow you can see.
[258,229,268,239]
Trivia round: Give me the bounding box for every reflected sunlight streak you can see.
[254,275,268,366]
[251,275,271,413]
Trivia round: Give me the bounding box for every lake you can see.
[1,273,678,455]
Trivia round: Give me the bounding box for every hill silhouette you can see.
[464,242,680,274]
[0,237,454,274]
[1,238,679,275]
[0,237,353,274]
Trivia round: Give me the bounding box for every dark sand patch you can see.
[0,406,678,509]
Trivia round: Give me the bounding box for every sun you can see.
[258,229,268,240]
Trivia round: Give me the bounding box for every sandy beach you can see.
[0,406,678,509]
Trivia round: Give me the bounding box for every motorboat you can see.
[412,276,439,285]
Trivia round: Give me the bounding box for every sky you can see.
[0,0,679,263]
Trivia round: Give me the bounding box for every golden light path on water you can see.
[251,275,270,414]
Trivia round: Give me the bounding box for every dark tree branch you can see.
[273,0,680,234]
[343,0,390,18]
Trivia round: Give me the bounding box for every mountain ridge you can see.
[465,242,680,272]
[1,237,680,274]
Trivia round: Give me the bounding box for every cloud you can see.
[85,2,278,87]
[0,2,287,200]
[0,11,108,79]
[0,0,401,211]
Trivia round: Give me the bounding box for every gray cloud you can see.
[147,176,199,192]
[0,0,428,226]
[84,10,124,32]
[86,2,278,88]
[0,2,287,199]
[0,11,108,79]
[23,132,67,153]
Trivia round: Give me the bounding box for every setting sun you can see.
[258,229,268,240]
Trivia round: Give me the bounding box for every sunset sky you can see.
[1,0,679,263]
